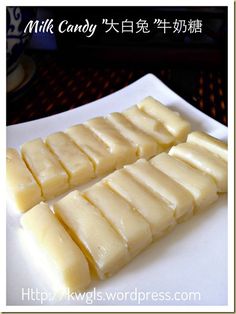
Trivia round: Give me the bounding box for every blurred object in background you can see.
[7,6,227,126]
[7,7,36,92]
[29,7,57,51]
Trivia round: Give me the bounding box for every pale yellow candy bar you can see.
[151,153,218,210]
[187,131,228,162]
[125,159,194,222]
[85,117,137,168]
[65,124,116,176]
[105,169,176,239]
[137,96,191,142]
[21,138,69,200]
[107,112,161,159]
[84,182,152,257]
[6,148,43,212]
[21,202,91,292]
[123,105,174,148]
[169,143,227,193]
[46,132,94,187]
[54,191,129,279]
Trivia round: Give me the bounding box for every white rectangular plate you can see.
[6,73,227,306]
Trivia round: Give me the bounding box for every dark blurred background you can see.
[7,6,227,126]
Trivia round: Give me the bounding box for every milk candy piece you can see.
[46,132,94,187]
[137,96,191,142]
[125,159,194,222]
[66,124,116,176]
[187,131,227,162]
[107,112,161,159]
[169,143,227,192]
[21,202,91,292]
[105,169,176,239]
[151,152,218,210]
[84,182,152,257]
[21,138,69,199]
[123,105,174,148]
[85,117,136,168]
[6,148,42,212]
[54,191,129,279]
